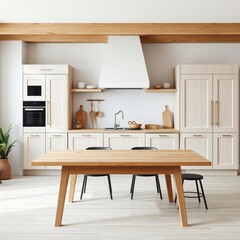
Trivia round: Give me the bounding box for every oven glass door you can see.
[23,108,45,127]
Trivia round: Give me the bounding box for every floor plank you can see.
[0,175,240,240]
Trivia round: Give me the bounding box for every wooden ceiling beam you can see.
[1,23,240,43]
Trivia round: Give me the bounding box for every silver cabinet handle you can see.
[81,135,92,137]
[215,101,219,126]
[211,100,214,125]
[41,68,52,71]
[120,135,130,137]
[30,134,40,137]
[222,135,232,137]
[24,108,44,111]
[47,101,50,126]
[158,135,168,137]
[193,134,203,137]
[52,135,62,137]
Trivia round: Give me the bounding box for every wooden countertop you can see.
[68,128,179,133]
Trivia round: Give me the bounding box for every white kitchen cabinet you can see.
[46,75,69,132]
[213,133,238,170]
[180,74,213,132]
[104,133,145,149]
[46,133,67,152]
[176,65,239,171]
[146,133,179,150]
[46,133,67,169]
[23,133,46,170]
[180,133,213,169]
[68,133,103,150]
[212,75,238,133]
[178,66,238,133]
[22,64,73,170]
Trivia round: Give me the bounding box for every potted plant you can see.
[0,124,17,180]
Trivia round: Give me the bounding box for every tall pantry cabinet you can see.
[174,65,239,170]
[23,65,73,169]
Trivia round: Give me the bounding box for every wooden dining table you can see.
[32,149,211,227]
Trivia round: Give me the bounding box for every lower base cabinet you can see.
[213,133,238,170]
[23,133,46,170]
[68,133,103,150]
[46,133,67,169]
[180,133,213,169]
[181,133,239,170]
[146,133,179,150]
[103,133,145,149]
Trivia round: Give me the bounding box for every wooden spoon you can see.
[89,101,95,128]
[96,101,102,117]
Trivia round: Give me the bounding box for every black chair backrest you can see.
[131,147,157,150]
[86,147,112,150]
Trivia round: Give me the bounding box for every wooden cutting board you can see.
[162,105,173,128]
[75,105,87,129]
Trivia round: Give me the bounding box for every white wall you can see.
[0,41,23,176]
[27,43,240,129]
[1,0,240,22]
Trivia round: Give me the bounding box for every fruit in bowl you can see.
[128,121,142,129]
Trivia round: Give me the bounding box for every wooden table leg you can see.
[55,167,69,227]
[173,167,188,227]
[165,174,173,203]
[68,174,77,203]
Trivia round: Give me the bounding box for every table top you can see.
[32,149,211,167]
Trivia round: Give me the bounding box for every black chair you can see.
[130,147,163,200]
[80,147,113,200]
[174,173,208,210]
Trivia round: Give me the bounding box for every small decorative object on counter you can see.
[162,105,174,128]
[75,105,87,129]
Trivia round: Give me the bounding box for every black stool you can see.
[174,173,208,210]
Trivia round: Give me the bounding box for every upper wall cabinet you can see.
[23,64,73,132]
[175,65,239,133]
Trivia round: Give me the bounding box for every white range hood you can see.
[99,36,150,89]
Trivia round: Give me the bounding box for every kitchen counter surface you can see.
[68,128,180,133]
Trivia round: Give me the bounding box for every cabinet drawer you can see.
[23,64,70,74]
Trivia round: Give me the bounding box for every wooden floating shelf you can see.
[145,89,177,93]
[71,88,103,93]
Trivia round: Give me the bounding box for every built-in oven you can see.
[23,75,45,101]
[23,101,46,132]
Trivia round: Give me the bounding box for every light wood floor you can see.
[0,174,240,240]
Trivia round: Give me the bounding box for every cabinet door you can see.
[104,133,145,149]
[23,133,45,169]
[46,75,68,132]
[46,133,67,152]
[68,133,103,150]
[146,133,179,150]
[213,133,238,169]
[180,75,213,132]
[180,133,212,169]
[46,133,67,169]
[213,75,238,133]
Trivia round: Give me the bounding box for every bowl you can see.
[154,85,161,89]
[78,82,86,89]
[163,83,171,89]
[128,123,142,129]
[145,124,160,129]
